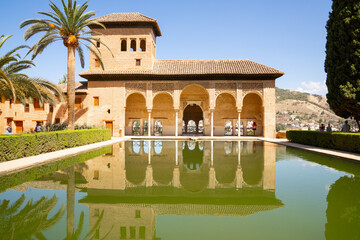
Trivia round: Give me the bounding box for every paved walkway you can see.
[0,137,130,176]
[261,138,360,162]
[1,136,360,177]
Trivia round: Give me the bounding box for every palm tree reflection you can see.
[0,194,64,239]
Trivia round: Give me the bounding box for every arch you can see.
[242,91,263,104]
[214,92,236,108]
[152,93,175,136]
[241,141,264,186]
[125,93,147,136]
[180,84,210,135]
[242,93,263,136]
[213,141,237,184]
[152,141,175,185]
[121,39,127,51]
[125,91,146,102]
[214,93,237,136]
[125,141,147,185]
[183,105,203,135]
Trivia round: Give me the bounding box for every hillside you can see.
[275,88,358,131]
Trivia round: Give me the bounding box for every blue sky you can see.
[0,0,332,95]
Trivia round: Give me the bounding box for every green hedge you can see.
[0,146,112,192]
[0,129,111,162]
[286,130,360,154]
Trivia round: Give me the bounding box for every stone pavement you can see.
[0,137,130,176]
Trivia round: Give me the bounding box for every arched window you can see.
[132,140,140,154]
[235,120,244,136]
[187,141,196,150]
[132,120,140,136]
[198,141,204,151]
[140,39,146,52]
[224,141,232,154]
[143,120,148,136]
[154,120,162,136]
[247,121,255,136]
[198,120,204,133]
[187,120,196,133]
[130,39,136,52]
[143,141,149,154]
[121,39,127,51]
[154,141,162,154]
[225,120,233,135]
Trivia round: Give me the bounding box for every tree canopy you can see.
[0,35,63,106]
[20,0,111,130]
[325,0,360,130]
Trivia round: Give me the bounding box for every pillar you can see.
[238,111,241,137]
[210,110,214,137]
[175,110,179,136]
[148,140,151,165]
[175,141,179,165]
[148,110,151,136]
[145,165,153,187]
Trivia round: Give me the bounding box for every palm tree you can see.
[0,194,65,239]
[20,0,111,130]
[0,35,63,106]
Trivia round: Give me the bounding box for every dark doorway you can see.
[183,104,203,135]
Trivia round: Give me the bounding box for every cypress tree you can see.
[325,0,360,131]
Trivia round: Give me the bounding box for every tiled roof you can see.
[92,12,161,36]
[58,81,88,93]
[80,59,284,79]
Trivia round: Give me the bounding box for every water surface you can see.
[1,140,359,240]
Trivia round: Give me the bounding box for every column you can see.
[210,140,214,166]
[175,141,179,165]
[233,119,237,136]
[238,111,241,137]
[148,110,151,136]
[147,140,151,165]
[175,110,179,136]
[210,110,214,137]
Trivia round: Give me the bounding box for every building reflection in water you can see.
[78,140,281,240]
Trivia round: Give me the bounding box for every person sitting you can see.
[319,124,325,131]
[341,120,350,132]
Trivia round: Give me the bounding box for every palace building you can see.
[0,12,284,137]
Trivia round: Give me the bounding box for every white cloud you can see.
[296,80,327,96]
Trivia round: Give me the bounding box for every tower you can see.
[89,12,161,71]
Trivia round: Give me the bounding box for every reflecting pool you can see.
[1,140,360,240]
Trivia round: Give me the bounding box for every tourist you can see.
[252,122,257,136]
[34,122,42,133]
[319,124,325,131]
[326,123,332,132]
[6,123,12,135]
[341,120,350,132]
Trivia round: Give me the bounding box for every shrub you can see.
[286,130,360,154]
[0,129,111,162]
[44,123,68,132]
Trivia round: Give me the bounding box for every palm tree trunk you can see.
[67,46,75,130]
[66,166,75,238]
